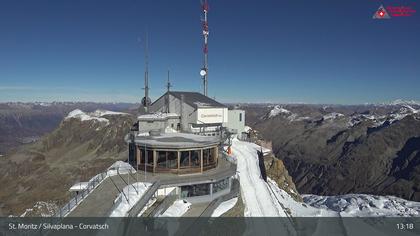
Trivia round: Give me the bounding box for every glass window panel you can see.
[180,151,189,167]
[157,151,167,168]
[167,151,177,169]
[180,183,210,197]
[191,150,200,167]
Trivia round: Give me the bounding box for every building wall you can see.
[150,94,195,132]
[150,93,230,134]
[138,117,180,133]
[196,107,228,124]
[225,110,245,134]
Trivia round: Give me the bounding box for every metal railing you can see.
[54,172,107,217]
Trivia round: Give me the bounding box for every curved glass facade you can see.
[135,146,218,174]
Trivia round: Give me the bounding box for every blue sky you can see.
[0,0,419,104]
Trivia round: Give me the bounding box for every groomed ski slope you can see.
[231,139,287,217]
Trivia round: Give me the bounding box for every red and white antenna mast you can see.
[200,0,209,96]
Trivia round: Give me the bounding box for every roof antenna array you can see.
[200,0,209,97]
[166,69,172,92]
[141,30,151,112]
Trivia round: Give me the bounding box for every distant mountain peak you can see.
[388,99,420,106]
[65,109,128,124]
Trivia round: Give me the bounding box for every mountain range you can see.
[242,101,420,202]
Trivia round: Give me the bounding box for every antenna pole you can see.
[166,69,171,93]
[201,0,209,96]
[165,69,172,113]
[142,30,151,113]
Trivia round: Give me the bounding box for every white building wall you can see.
[196,107,228,124]
[225,110,245,134]
[149,93,228,134]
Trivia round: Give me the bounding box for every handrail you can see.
[54,172,107,217]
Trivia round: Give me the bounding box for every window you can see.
[140,149,153,165]
[213,178,229,193]
[203,148,216,166]
[156,151,178,169]
[239,113,242,122]
[180,151,190,167]
[191,150,200,167]
[167,151,177,168]
[181,183,210,198]
[157,151,167,168]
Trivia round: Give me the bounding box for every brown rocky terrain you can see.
[0,102,136,155]
[0,111,135,216]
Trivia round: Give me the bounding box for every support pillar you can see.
[177,151,180,174]
[136,146,141,167]
[215,146,219,165]
[200,149,203,173]
[210,183,213,200]
[153,150,157,173]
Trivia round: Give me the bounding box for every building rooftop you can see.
[134,132,220,149]
[152,91,227,109]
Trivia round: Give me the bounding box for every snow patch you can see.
[69,182,89,192]
[244,126,252,133]
[266,105,310,122]
[268,105,291,118]
[159,200,191,217]
[303,194,420,217]
[91,110,128,117]
[323,112,344,120]
[107,161,136,177]
[211,197,238,217]
[109,182,152,217]
[138,112,179,120]
[65,109,127,125]
[20,201,59,217]
[267,178,336,217]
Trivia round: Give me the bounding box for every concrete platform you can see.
[66,157,236,217]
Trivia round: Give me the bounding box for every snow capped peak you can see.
[264,105,310,122]
[91,110,128,117]
[323,112,344,120]
[66,109,85,118]
[401,105,419,114]
[65,109,128,124]
[268,105,291,118]
[389,99,420,106]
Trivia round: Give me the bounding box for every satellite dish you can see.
[141,97,151,107]
[200,68,207,77]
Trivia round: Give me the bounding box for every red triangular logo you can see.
[373,5,391,19]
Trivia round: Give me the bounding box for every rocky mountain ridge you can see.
[242,102,420,202]
[0,109,135,216]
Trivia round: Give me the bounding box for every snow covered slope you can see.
[303,194,420,217]
[231,139,420,218]
[65,109,128,125]
[231,139,287,216]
